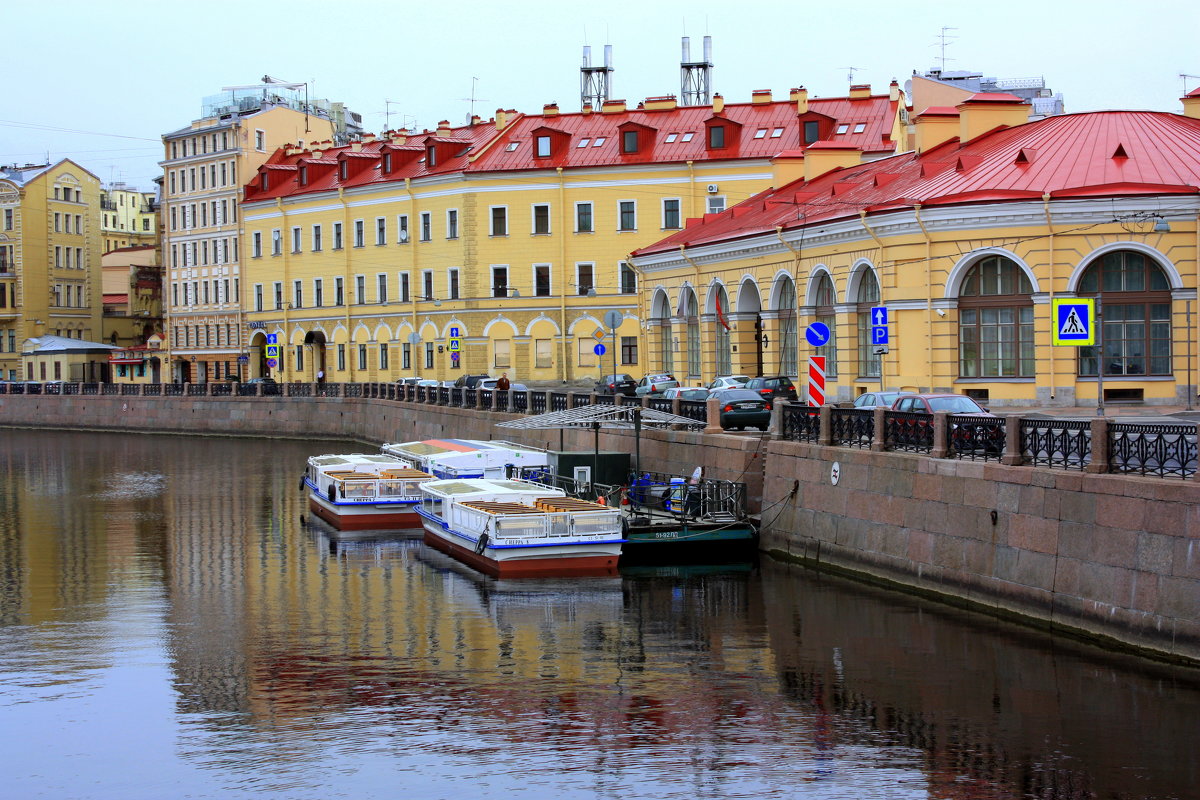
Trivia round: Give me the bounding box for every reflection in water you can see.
[0,430,1196,800]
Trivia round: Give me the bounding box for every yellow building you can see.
[630,92,1200,408]
[100,183,158,253]
[161,85,338,383]
[240,86,907,384]
[100,244,162,348]
[0,160,103,381]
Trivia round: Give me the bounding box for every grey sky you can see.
[3,0,1198,191]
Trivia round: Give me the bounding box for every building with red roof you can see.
[238,85,907,384]
[629,92,1200,408]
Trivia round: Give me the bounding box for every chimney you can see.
[495,109,508,130]
[803,142,861,182]
[543,103,559,116]
[361,133,377,144]
[350,140,363,152]
[582,102,593,115]
[751,89,772,105]
[436,120,452,137]
[849,84,871,100]
[912,107,960,152]
[601,99,627,114]
[791,87,808,115]
[771,150,806,187]
[1182,87,1200,119]
[712,93,724,114]
[889,80,901,102]
[957,93,1029,144]
[643,95,677,111]
[391,129,409,145]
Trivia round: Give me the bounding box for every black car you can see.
[743,375,799,406]
[452,374,490,389]
[595,373,637,396]
[245,376,281,395]
[711,388,771,431]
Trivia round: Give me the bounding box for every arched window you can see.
[958,255,1034,377]
[1077,251,1171,376]
[813,273,837,379]
[855,269,881,377]
[652,292,673,374]
[713,284,732,376]
[777,277,798,377]
[682,288,700,378]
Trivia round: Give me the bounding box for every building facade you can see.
[0,160,103,381]
[630,92,1200,408]
[161,87,338,383]
[100,244,162,351]
[100,182,158,253]
[239,85,906,384]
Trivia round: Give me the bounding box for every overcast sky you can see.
[4,0,1198,191]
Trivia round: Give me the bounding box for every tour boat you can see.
[381,438,550,480]
[416,478,625,577]
[304,453,434,530]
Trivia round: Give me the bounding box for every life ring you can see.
[327,484,337,502]
[299,475,306,492]
[474,532,490,555]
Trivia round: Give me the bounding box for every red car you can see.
[890,393,1003,454]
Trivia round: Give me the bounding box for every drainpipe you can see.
[912,205,933,389]
[1043,194,1055,400]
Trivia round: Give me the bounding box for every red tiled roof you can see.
[634,110,1200,257]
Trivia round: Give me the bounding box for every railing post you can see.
[770,399,786,438]
[613,393,624,407]
[871,407,888,451]
[1001,414,1024,466]
[476,388,486,410]
[671,396,681,416]
[567,391,577,409]
[930,410,950,459]
[1086,417,1110,474]
[1192,422,1200,482]
[819,404,833,446]
[703,396,723,435]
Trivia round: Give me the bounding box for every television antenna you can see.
[933,27,958,72]
[839,66,862,83]
[461,77,485,118]
[1181,73,1200,94]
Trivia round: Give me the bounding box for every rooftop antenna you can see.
[681,35,713,106]
[581,44,613,110]
[460,77,484,118]
[934,27,958,72]
[1181,73,1200,94]
[839,66,862,83]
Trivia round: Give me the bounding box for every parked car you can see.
[852,390,906,410]
[416,378,441,387]
[595,373,638,396]
[743,375,799,407]
[710,388,771,431]
[396,376,422,386]
[479,378,528,392]
[634,373,679,397]
[452,374,490,389]
[660,386,709,400]
[890,393,1002,453]
[244,376,280,395]
[708,375,750,390]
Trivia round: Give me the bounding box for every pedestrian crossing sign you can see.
[1052,298,1095,346]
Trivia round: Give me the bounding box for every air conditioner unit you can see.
[706,184,719,194]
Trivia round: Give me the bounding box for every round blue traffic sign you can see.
[805,321,831,348]
[594,343,606,356]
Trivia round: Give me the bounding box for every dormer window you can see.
[621,130,638,153]
[382,153,392,173]
[298,165,308,186]
[426,145,437,167]
[338,161,347,181]
[535,135,551,157]
[708,125,726,148]
[260,173,268,191]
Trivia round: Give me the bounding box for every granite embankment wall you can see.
[2,393,1196,665]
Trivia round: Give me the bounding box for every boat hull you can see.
[421,522,619,578]
[308,493,421,531]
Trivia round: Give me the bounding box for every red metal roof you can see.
[634,110,1200,257]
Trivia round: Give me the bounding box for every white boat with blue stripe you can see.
[380,439,549,480]
[305,453,434,530]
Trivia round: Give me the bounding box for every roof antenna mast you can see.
[681,35,713,106]
[581,44,613,111]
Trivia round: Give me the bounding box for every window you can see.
[338,162,347,181]
[254,284,264,312]
[621,130,638,153]
[593,137,606,146]
[255,130,266,151]
[532,204,550,235]
[4,209,12,230]
[298,165,308,186]
[771,127,784,138]
[313,278,323,307]
[448,269,460,300]
[447,209,458,239]
[271,229,282,256]
[293,280,303,309]
[620,262,637,294]
[576,263,594,295]
[813,273,838,379]
[358,344,367,370]
[355,275,366,304]
[618,201,636,231]
[577,138,590,148]
[354,219,364,247]
[680,132,694,142]
[836,124,849,135]
[534,264,551,297]
[420,212,431,242]
[491,266,509,298]
[376,217,387,245]
[425,342,434,368]
[291,227,301,253]
[577,338,597,367]
[335,276,344,305]
[853,123,866,133]
[252,232,262,258]
[754,129,767,139]
[274,282,283,310]
[377,274,388,303]
[490,206,507,236]
[576,202,593,233]
[422,270,434,300]
[621,336,638,365]
[708,126,726,148]
[383,152,392,173]
[505,142,519,152]
[379,343,389,370]
[312,224,322,251]
[535,135,551,157]
[1077,250,1171,377]
[535,339,553,369]
[400,273,410,302]
[425,144,437,167]
[338,344,346,371]
[402,343,411,370]
[855,270,881,378]
[958,255,1035,378]
[663,198,680,230]
[494,339,511,368]
[665,133,678,143]
[332,222,343,250]
[706,196,726,214]
[295,344,304,372]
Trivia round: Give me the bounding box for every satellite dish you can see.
[398,229,409,243]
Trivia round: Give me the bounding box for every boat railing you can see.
[338,480,377,499]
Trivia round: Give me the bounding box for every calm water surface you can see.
[1,430,1197,800]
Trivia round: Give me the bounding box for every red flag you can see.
[716,293,731,330]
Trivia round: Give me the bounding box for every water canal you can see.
[1,430,1196,800]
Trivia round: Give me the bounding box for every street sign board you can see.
[871,326,889,345]
[871,306,888,326]
[594,343,606,356]
[266,333,278,344]
[807,356,826,406]
[265,344,280,358]
[805,321,831,348]
[266,358,277,369]
[603,310,623,330]
[451,352,459,361]
[237,355,249,363]
[449,327,460,338]
[1052,298,1095,346]
[592,327,607,342]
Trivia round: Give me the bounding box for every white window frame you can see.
[575,262,595,296]
[397,215,409,244]
[254,129,266,152]
[662,197,681,230]
[291,226,301,253]
[355,274,366,305]
[399,272,410,303]
[375,216,387,245]
[532,263,552,297]
[489,205,508,237]
[312,223,323,251]
[353,218,365,248]
[447,267,460,300]
[376,273,388,303]
[574,201,593,233]
[617,199,637,232]
[531,203,551,235]
[706,195,727,215]
[490,265,509,298]
[446,208,459,239]
[420,211,431,242]
[252,232,262,258]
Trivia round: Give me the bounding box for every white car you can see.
[479,378,528,391]
[660,386,709,400]
[708,375,750,390]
